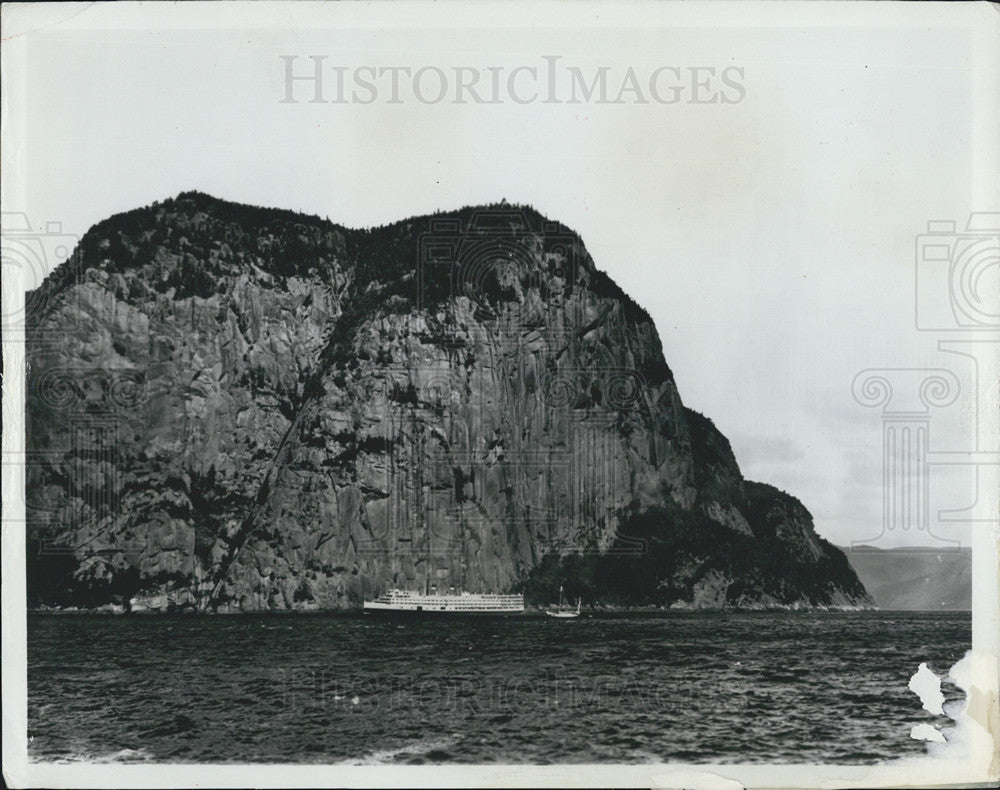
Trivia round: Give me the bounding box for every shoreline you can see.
[26,602,887,616]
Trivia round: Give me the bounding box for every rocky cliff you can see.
[24,192,873,611]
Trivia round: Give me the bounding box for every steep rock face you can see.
[25,192,873,611]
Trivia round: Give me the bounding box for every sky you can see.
[3,1,997,549]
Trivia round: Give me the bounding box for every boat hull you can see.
[362,590,525,617]
[362,606,525,617]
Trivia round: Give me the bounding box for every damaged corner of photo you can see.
[845,209,1000,786]
[876,650,1000,785]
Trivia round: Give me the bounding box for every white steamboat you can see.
[363,588,525,616]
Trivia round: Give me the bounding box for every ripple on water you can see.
[27,611,969,764]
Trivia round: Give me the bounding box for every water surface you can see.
[27,610,969,764]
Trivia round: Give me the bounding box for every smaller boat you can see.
[546,585,581,618]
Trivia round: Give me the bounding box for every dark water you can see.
[27,611,969,764]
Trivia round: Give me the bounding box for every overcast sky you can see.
[4,1,997,549]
